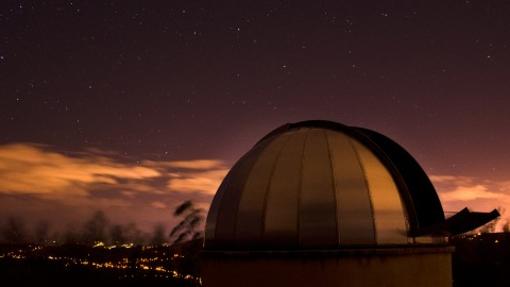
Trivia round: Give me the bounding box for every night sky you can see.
[2,0,510,233]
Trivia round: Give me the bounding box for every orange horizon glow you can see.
[0,142,507,231]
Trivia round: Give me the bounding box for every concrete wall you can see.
[202,248,452,287]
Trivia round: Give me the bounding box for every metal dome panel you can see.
[327,130,375,245]
[205,120,499,250]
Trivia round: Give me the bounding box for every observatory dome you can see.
[204,120,495,250]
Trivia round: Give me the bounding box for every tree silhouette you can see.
[109,224,126,245]
[480,206,505,233]
[1,216,27,244]
[169,200,205,245]
[503,220,510,233]
[82,210,109,244]
[34,221,50,245]
[62,224,80,245]
[168,200,205,277]
[124,222,145,245]
[151,223,166,245]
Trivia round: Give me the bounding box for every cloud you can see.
[0,143,229,230]
[439,184,502,201]
[167,169,229,195]
[155,159,226,170]
[150,201,168,209]
[431,174,510,212]
[429,175,458,183]
[431,174,499,202]
[429,175,472,185]
[0,143,227,198]
[430,174,510,231]
[0,143,160,198]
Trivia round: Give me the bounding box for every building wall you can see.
[202,250,452,287]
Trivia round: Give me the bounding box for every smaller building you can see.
[201,120,499,287]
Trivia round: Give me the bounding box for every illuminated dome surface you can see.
[204,120,491,250]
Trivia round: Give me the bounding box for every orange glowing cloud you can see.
[0,143,230,231]
[431,174,509,213]
[0,143,228,200]
[431,174,510,231]
[431,175,503,201]
[0,143,160,198]
[159,159,225,170]
[167,169,229,195]
[150,201,168,209]
[440,184,502,201]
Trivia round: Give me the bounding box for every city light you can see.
[0,244,201,284]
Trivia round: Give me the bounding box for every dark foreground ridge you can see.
[2,233,510,286]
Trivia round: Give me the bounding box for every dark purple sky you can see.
[1,0,510,232]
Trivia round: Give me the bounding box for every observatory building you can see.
[201,120,499,287]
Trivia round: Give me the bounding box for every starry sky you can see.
[1,0,510,234]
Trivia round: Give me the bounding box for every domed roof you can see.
[204,120,497,250]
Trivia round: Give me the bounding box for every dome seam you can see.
[260,133,292,245]
[324,130,341,247]
[348,137,378,244]
[297,131,309,248]
[228,137,276,246]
